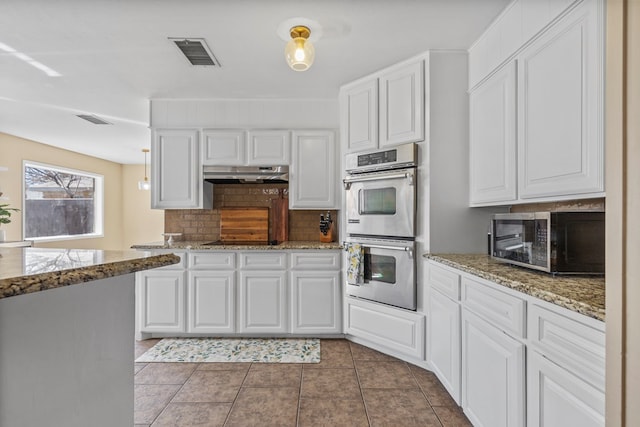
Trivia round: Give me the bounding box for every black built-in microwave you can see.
[491,212,605,274]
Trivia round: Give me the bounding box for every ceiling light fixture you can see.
[138,148,150,191]
[284,26,315,72]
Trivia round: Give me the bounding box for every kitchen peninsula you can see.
[0,247,179,427]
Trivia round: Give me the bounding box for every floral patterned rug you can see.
[135,338,321,363]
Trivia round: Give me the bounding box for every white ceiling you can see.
[0,0,509,164]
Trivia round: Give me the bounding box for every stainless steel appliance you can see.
[203,165,288,183]
[345,236,416,310]
[491,212,605,274]
[343,143,417,239]
[343,143,418,310]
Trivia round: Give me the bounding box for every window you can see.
[23,162,104,241]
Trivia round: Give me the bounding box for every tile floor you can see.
[134,338,472,427]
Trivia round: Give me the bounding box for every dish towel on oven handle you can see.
[346,243,364,285]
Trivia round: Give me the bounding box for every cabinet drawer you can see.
[462,276,526,338]
[429,262,461,300]
[240,252,287,270]
[188,252,236,270]
[528,303,605,391]
[290,251,340,270]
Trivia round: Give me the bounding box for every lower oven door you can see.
[345,237,416,310]
[344,168,416,238]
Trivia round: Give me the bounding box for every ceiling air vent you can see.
[76,114,112,125]
[170,38,220,66]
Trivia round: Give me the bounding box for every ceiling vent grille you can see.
[170,38,220,66]
[76,114,112,125]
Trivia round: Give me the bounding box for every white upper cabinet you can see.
[379,58,425,147]
[289,130,337,209]
[247,130,290,165]
[202,129,290,166]
[341,78,378,153]
[201,129,246,165]
[469,61,517,205]
[517,1,604,199]
[340,54,428,154]
[468,0,604,205]
[152,129,210,209]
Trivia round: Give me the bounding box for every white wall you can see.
[150,98,339,129]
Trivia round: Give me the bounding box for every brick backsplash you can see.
[164,183,337,242]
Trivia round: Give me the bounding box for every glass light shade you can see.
[138,179,150,191]
[285,37,315,72]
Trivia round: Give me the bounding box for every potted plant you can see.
[0,203,19,242]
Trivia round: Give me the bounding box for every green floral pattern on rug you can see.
[136,338,321,363]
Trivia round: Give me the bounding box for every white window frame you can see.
[22,161,104,242]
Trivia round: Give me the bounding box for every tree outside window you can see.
[24,162,104,240]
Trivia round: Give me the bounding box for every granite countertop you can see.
[0,247,180,300]
[426,253,605,322]
[131,240,343,251]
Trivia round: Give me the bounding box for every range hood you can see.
[203,165,289,183]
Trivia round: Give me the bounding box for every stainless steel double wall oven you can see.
[343,143,417,310]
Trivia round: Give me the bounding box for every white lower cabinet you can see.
[239,271,288,334]
[345,297,424,360]
[290,271,341,334]
[138,270,185,333]
[528,351,604,427]
[427,288,461,404]
[187,271,235,333]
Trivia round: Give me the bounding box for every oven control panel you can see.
[345,142,417,173]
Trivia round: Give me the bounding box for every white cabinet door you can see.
[151,129,204,209]
[239,271,287,333]
[138,270,185,333]
[246,130,290,166]
[528,350,604,427]
[462,308,525,427]
[427,288,461,404]
[187,271,235,334]
[201,129,246,165]
[341,78,378,153]
[289,130,337,209]
[379,58,425,147]
[290,271,341,334]
[469,61,517,205]
[518,1,604,199]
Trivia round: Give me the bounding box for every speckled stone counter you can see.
[0,247,179,299]
[426,253,605,322]
[131,240,343,251]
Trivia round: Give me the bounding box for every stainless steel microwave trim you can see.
[203,165,288,183]
[343,169,414,189]
[345,142,417,173]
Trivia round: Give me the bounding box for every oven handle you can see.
[343,171,414,189]
[343,242,414,259]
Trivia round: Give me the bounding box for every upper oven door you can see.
[344,168,416,238]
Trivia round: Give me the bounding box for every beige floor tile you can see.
[349,342,398,361]
[135,363,198,385]
[433,406,473,427]
[135,363,147,375]
[134,384,181,425]
[363,388,443,426]
[305,340,354,369]
[356,360,418,389]
[409,365,459,407]
[196,362,251,372]
[301,368,362,400]
[298,398,369,427]
[135,339,162,359]
[225,387,299,426]
[172,370,245,403]
[151,402,231,427]
[242,363,302,387]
